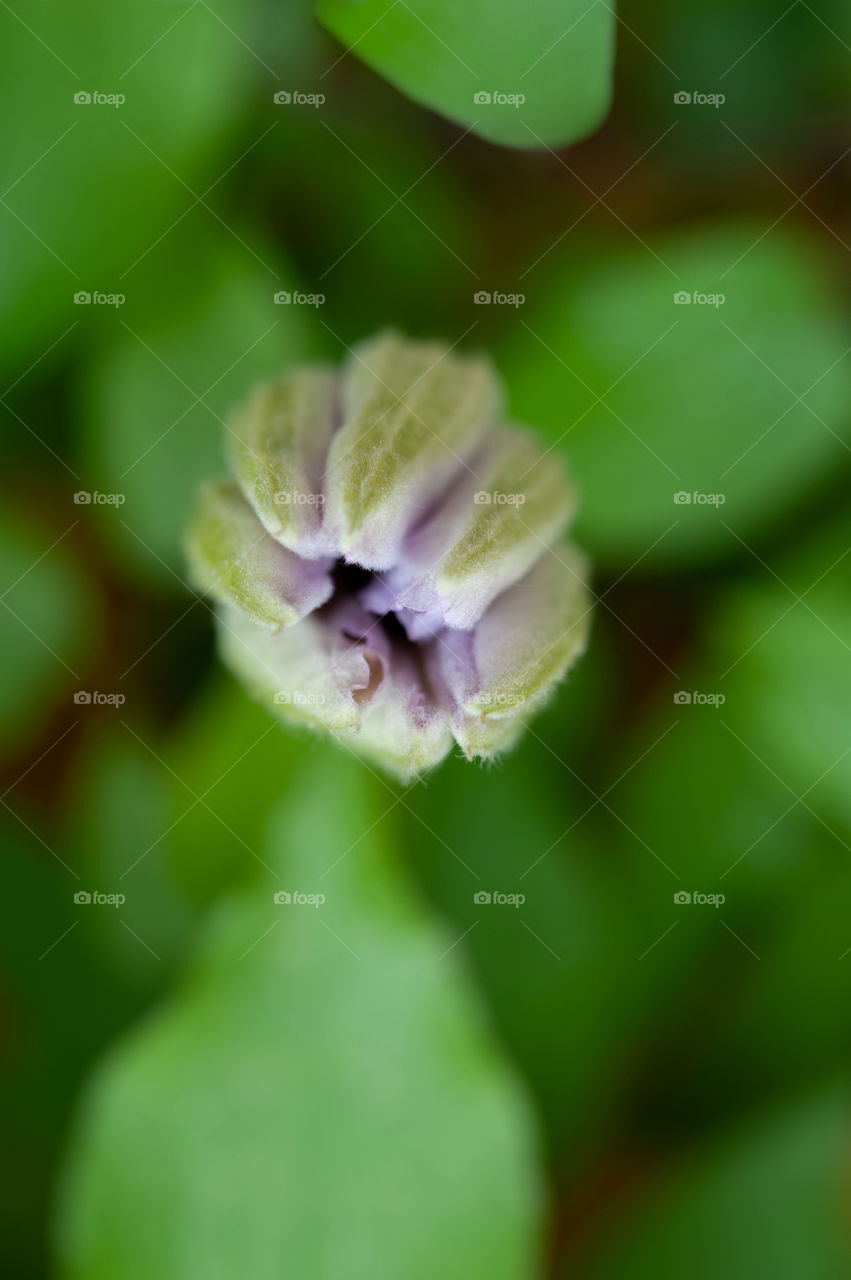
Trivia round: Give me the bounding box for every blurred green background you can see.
[2,1,850,1277]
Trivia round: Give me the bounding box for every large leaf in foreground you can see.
[56,755,541,1280]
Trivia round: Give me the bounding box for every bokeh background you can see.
[2,1,851,1276]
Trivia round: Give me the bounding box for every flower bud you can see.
[187,333,591,780]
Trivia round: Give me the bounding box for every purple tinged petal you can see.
[367,424,575,632]
[436,544,591,758]
[186,479,333,631]
[192,333,592,779]
[323,333,500,569]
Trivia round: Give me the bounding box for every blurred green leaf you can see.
[0,0,250,376]
[316,0,614,149]
[258,103,478,339]
[0,505,94,756]
[79,233,319,586]
[56,755,542,1280]
[609,693,842,1126]
[719,572,851,835]
[0,820,152,1278]
[67,730,197,987]
[580,1089,851,1279]
[401,743,639,1166]
[161,675,307,905]
[622,0,849,171]
[502,222,851,568]
[672,852,851,1118]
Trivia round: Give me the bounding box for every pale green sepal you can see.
[187,479,333,631]
[228,367,339,559]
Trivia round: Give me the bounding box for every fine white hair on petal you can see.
[436,546,591,758]
[322,332,500,570]
[188,333,592,779]
[228,366,341,561]
[366,423,576,633]
[186,479,334,630]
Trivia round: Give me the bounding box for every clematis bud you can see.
[187,333,591,781]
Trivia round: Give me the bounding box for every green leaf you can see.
[609,696,831,1094]
[718,573,851,834]
[0,0,248,378]
[400,754,639,1163]
[694,856,851,1101]
[67,730,197,987]
[56,755,542,1280]
[0,506,94,755]
[0,819,153,1278]
[316,0,614,149]
[581,1090,851,1280]
[502,221,851,567]
[79,237,319,586]
[159,677,308,905]
[255,103,478,338]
